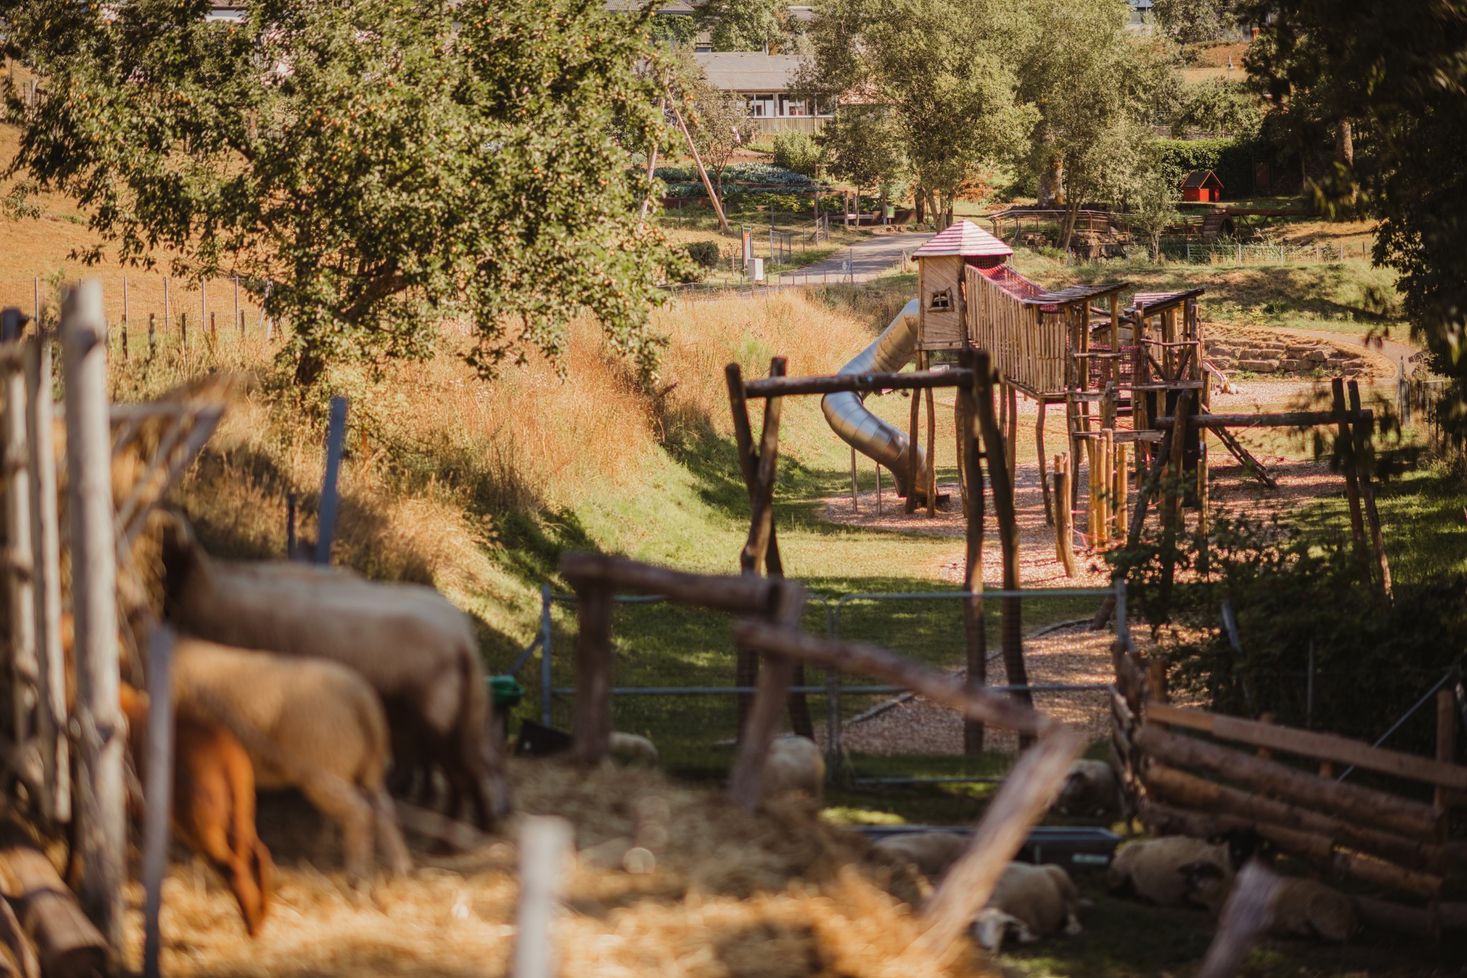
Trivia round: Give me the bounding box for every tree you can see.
[800,0,1035,228]
[697,0,797,53]
[818,106,908,211]
[1172,79,1264,138]
[1125,157,1184,260]
[681,73,758,199]
[1152,0,1234,46]
[1016,0,1153,248]
[2,0,676,386]
[1236,1,1467,434]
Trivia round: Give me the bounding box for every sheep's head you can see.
[972,908,1032,952]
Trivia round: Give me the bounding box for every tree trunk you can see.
[1059,200,1081,253]
[1038,154,1065,208]
[294,348,326,387]
[914,188,925,226]
[1335,118,1357,211]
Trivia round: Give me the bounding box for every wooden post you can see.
[1037,399,1052,526]
[1055,454,1077,578]
[958,354,987,754]
[209,311,217,346]
[314,395,348,565]
[2,310,39,800]
[729,583,807,809]
[1160,391,1191,616]
[1006,383,1019,482]
[666,94,730,233]
[1331,378,1372,581]
[23,335,67,824]
[61,280,125,950]
[238,309,246,340]
[571,584,614,765]
[121,277,129,362]
[972,353,1033,718]
[1347,380,1392,597]
[1114,443,1129,539]
[162,276,170,341]
[147,312,156,359]
[924,371,937,518]
[0,840,109,978]
[1099,428,1114,546]
[511,816,573,978]
[1436,689,1458,813]
[179,311,187,350]
[142,628,175,978]
[200,279,207,341]
[906,354,922,514]
[232,275,240,338]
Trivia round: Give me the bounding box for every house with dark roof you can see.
[692,52,831,134]
[1180,169,1224,203]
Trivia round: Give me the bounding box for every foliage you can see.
[1111,508,1467,752]
[818,105,908,203]
[1237,0,1467,442]
[1125,155,1185,260]
[2,0,679,386]
[1172,80,1264,139]
[696,0,799,53]
[683,241,721,269]
[1153,137,1258,198]
[800,0,1034,228]
[1152,0,1234,45]
[666,50,758,199]
[770,131,823,178]
[648,11,698,46]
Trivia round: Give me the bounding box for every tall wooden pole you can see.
[2,310,38,797]
[142,628,175,978]
[24,333,68,822]
[667,95,730,233]
[959,353,987,754]
[62,280,125,951]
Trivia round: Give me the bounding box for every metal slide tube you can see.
[820,298,928,498]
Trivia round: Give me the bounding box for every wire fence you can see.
[1171,240,1374,265]
[508,582,1120,783]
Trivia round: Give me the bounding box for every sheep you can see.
[608,732,659,768]
[1269,877,1357,943]
[972,862,1084,952]
[758,736,825,807]
[1106,836,1234,912]
[159,515,508,830]
[171,636,412,879]
[1055,759,1121,818]
[872,831,969,882]
[119,682,273,936]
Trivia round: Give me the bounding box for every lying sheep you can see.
[160,516,508,829]
[759,736,825,807]
[120,683,273,936]
[608,732,659,768]
[172,637,412,879]
[973,862,1084,951]
[873,831,969,882]
[1055,759,1121,817]
[1270,877,1357,943]
[1106,836,1234,912]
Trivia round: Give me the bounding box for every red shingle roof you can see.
[912,220,1014,259]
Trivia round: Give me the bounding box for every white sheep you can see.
[608,732,659,768]
[972,862,1084,951]
[1055,759,1122,817]
[1270,877,1357,943]
[1106,836,1234,912]
[160,516,508,829]
[759,735,825,807]
[872,831,969,882]
[172,637,411,879]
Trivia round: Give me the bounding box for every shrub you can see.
[684,241,721,269]
[771,131,823,178]
[1154,137,1261,199]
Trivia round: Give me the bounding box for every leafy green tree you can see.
[818,106,907,209]
[1172,80,1264,138]
[2,0,675,386]
[697,0,797,53]
[1153,0,1233,45]
[1125,156,1184,260]
[1237,1,1467,433]
[801,0,1034,228]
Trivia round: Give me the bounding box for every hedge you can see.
[1155,137,1261,199]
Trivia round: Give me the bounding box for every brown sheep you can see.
[119,682,272,936]
[872,831,969,882]
[972,862,1084,951]
[1055,759,1121,817]
[1270,877,1358,943]
[759,736,825,807]
[1106,836,1234,912]
[172,637,412,879]
[159,516,508,829]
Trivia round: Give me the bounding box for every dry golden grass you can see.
[120,762,989,978]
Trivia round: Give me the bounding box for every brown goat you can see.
[119,683,272,936]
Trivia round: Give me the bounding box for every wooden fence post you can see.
[147,313,156,360]
[1331,378,1371,581]
[1347,380,1392,597]
[511,817,573,978]
[571,584,614,765]
[2,310,39,799]
[142,628,175,978]
[959,352,987,754]
[1055,453,1077,578]
[728,582,807,809]
[61,280,125,951]
[314,395,348,565]
[24,334,67,823]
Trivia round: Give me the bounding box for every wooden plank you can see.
[1133,723,1440,837]
[511,817,574,978]
[0,841,109,978]
[61,281,125,948]
[1348,380,1392,596]
[1153,410,1371,428]
[919,724,1085,955]
[570,584,614,765]
[559,553,784,616]
[2,310,38,802]
[742,368,970,399]
[959,354,986,755]
[1144,702,1467,791]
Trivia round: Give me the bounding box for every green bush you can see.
[1154,137,1261,198]
[771,131,823,178]
[684,241,721,269]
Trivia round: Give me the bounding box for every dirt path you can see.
[781,232,930,284]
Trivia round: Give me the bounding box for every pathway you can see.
[777,232,931,285]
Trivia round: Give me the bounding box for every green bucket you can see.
[490,675,525,710]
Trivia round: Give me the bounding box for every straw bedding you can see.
[120,760,993,978]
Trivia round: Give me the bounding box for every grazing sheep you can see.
[172,637,412,879]
[160,516,508,829]
[1055,759,1121,817]
[1106,836,1234,912]
[119,683,273,936]
[873,831,969,882]
[759,736,825,806]
[972,862,1084,951]
[1270,877,1357,943]
[608,732,659,768]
